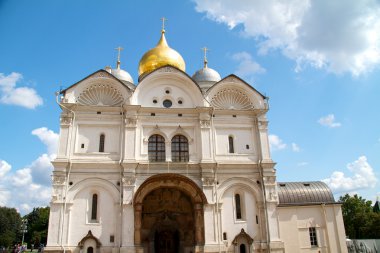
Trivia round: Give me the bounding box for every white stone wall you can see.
[68,186,118,247]
[278,204,348,253]
[220,184,259,245]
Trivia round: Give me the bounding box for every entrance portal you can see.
[141,188,194,253]
[133,174,207,253]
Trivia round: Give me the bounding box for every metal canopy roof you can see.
[277,181,335,206]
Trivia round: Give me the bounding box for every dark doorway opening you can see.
[240,244,246,253]
[87,247,93,253]
[154,229,179,253]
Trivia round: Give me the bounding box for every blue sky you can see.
[0,0,379,214]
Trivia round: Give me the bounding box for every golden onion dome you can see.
[138,30,186,78]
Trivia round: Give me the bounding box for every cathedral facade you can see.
[46,28,348,253]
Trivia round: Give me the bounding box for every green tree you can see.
[24,207,50,247]
[0,206,22,247]
[339,194,374,239]
[373,199,380,213]
[365,211,380,238]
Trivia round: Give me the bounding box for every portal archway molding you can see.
[133,173,207,247]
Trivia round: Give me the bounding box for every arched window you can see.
[148,134,165,162]
[171,135,189,162]
[235,193,242,220]
[228,136,234,153]
[239,244,246,253]
[91,194,98,221]
[99,134,105,152]
[87,247,93,253]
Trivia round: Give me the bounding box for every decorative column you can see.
[199,108,213,162]
[122,176,135,246]
[124,109,137,161]
[257,118,271,163]
[134,204,142,245]
[56,112,73,159]
[166,140,172,162]
[194,203,205,245]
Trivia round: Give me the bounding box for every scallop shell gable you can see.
[77,83,124,106]
[210,88,254,110]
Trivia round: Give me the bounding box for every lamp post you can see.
[21,219,28,245]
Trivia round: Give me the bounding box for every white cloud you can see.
[0,127,58,214]
[269,134,287,151]
[0,72,43,109]
[194,0,380,76]
[0,160,11,177]
[232,51,266,78]
[268,135,300,152]
[291,143,300,152]
[323,156,378,193]
[29,153,55,186]
[318,114,341,128]
[0,190,10,206]
[32,127,59,155]
[11,168,33,186]
[297,162,309,167]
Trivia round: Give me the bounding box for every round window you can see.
[163,99,172,108]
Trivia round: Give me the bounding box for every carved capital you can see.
[60,116,72,126]
[125,117,137,128]
[200,120,211,128]
[202,177,215,186]
[52,175,66,185]
[258,120,268,130]
[263,176,276,185]
[122,176,136,186]
[267,188,278,202]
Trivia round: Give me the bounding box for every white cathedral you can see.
[46,26,348,253]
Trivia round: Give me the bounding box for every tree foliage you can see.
[24,207,50,247]
[340,194,380,239]
[0,206,22,247]
[0,206,50,248]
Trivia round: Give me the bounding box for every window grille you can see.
[171,135,189,162]
[148,135,166,162]
[309,227,318,247]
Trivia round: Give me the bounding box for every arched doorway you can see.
[134,174,207,253]
[232,229,253,253]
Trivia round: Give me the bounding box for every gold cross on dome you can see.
[115,46,124,62]
[161,17,167,31]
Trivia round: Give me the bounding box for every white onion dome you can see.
[192,66,221,83]
[106,50,134,84]
[192,58,221,90]
[111,67,134,83]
